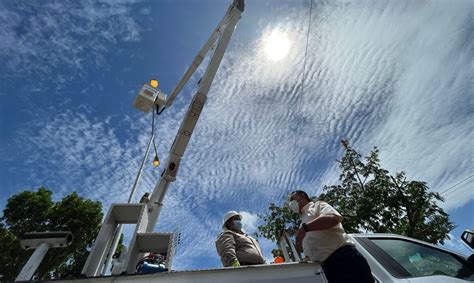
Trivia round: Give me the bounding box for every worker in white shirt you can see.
[289,190,374,283]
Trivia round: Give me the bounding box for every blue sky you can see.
[0,0,473,271]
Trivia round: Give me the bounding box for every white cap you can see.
[222,211,242,228]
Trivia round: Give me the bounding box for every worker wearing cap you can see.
[289,190,374,283]
[215,211,265,267]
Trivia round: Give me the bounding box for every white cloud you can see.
[15,108,176,211]
[161,1,473,268]
[239,211,259,235]
[0,0,143,81]
[159,0,473,268]
[441,233,472,257]
[259,237,280,263]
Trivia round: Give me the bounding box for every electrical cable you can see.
[151,106,160,163]
[440,174,473,196]
[157,106,166,115]
[300,0,313,96]
[284,0,314,202]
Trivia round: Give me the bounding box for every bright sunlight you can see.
[264,30,291,61]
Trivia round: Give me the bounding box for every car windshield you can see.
[370,238,474,280]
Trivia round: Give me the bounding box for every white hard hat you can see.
[222,211,242,228]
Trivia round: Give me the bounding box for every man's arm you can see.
[216,232,240,267]
[305,214,342,231]
[295,214,342,252]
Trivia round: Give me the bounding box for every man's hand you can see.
[295,227,306,253]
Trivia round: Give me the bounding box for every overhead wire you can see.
[151,106,160,166]
[300,0,313,97]
[290,0,314,197]
[439,174,473,196]
[283,1,471,205]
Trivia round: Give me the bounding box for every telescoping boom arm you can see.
[79,1,243,276]
[165,0,245,108]
[133,0,244,242]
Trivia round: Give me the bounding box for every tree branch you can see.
[348,151,365,190]
[391,175,413,236]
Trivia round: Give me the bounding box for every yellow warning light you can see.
[153,155,160,167]
[150,79,159,88]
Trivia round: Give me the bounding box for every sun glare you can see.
[264,30,291,61]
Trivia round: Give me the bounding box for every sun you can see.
[264,30,291,61]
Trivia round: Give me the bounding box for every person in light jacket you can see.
[215,211,266,267]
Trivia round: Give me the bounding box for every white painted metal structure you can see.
[16,232,73,282]
[36,233,474,283]
[277,230,303,262]
[143,0,244,234]
[56,262,326,283]
[81,0,245,277]
[101,133,155,275]
[16,243,51,281]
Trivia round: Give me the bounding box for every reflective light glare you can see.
[264,30,291,61]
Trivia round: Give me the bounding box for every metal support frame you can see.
[16,231,73,281]
[165,0,244,107]
[122,0,244,274]
[16,243,50,282]
[81,0,244,276]
[277,230,302,263]
[145,0,243,236]
[81,203,147,277]
[101,133,155,275]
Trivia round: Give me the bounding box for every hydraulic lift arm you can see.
[165,0,244,108]
[143,0,244,233]
[78,0,244,277]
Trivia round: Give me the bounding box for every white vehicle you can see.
[14,0,474,282]
[21,232,474,282]
[350,233,474,282]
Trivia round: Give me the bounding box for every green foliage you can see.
[319,140,454,244]
[271,249,283,258]
[0,224,30,280]
[257,140,454,245]
[0,188,103,281]
[255,202,301,242]
[3,188,53,236]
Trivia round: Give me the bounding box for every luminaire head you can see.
[20,231,73,250]
[133,80,167,113]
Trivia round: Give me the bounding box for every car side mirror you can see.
[461,230,474,249]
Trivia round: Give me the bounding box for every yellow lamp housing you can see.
[153,156,160,167]
[150,79,159,88]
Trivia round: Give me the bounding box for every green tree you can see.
[320,140,454,244]
[0,223,29,281]
[0,187,103,281]
[256,202,301,242]
[257,140,454,245]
